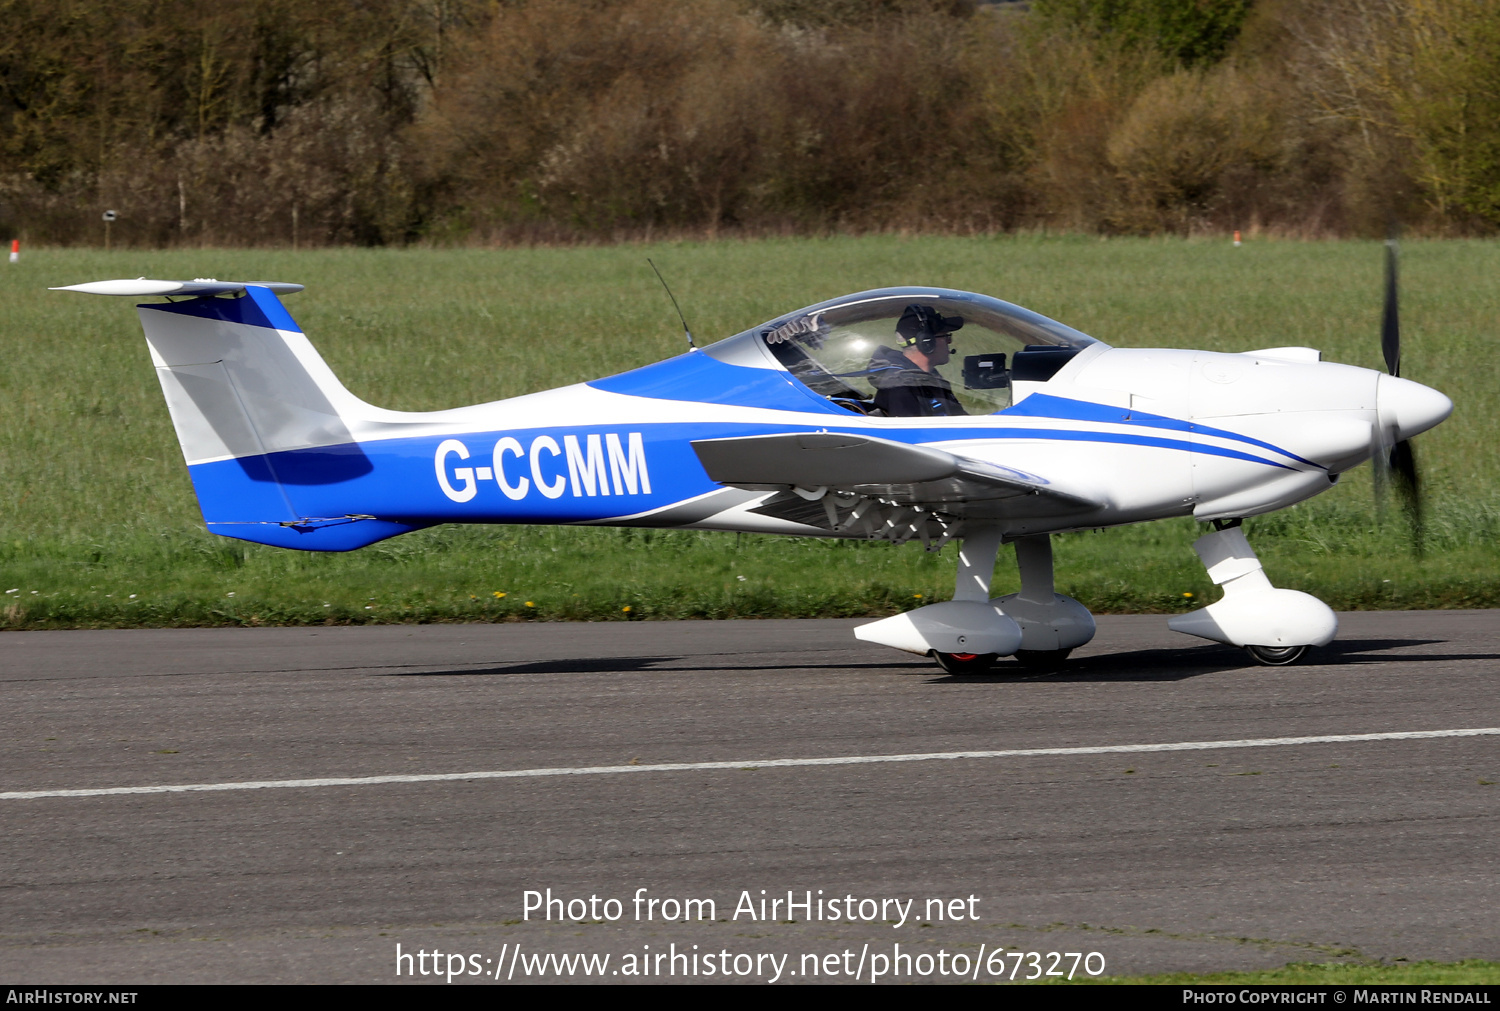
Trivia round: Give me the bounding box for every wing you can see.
[691,431,1103,535]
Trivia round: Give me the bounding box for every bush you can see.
[1,0,1495,244]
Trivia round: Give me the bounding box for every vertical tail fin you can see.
[55,280,422,549]
[139,284,368,465]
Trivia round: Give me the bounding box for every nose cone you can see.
[1378,374,1453,441]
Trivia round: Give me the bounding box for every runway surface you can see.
[2,612,1496,984]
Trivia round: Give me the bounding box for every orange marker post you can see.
[8,239,17,263]
[1233,230,1242,248]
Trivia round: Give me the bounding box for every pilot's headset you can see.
[896,304,964,354]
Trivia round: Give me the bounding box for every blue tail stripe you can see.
[141,284,302,333]
[204,519,429,551]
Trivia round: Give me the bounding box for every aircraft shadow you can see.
[1309,637,1500,665]
[929,637,1479,684]
[385,656,935,678]
[382,637,1491,682]
[933,644,1250,684]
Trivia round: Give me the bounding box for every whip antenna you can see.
[647,258,697,351]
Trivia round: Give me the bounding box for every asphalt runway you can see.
[2,611,1497,985]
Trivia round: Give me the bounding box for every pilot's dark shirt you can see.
[867,346,967,417]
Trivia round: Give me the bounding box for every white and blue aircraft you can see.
[55,267,1451,671]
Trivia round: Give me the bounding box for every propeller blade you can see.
[1381,237,1401,377]
[1373,230,1424,555]
[1374,420,1392,501]
[1388,438,1424,557]
[1370,420,1392,520]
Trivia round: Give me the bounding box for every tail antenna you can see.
[647,258,697,351]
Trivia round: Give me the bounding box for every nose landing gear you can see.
[1244,644,1310,666]
[1169,521,1336,665]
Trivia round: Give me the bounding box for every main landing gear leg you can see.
[992,534,1096,670]
[1168,520,1337,665]
[931,526,1009,674]
[852,525,1021,669]
[953,525,1003,603]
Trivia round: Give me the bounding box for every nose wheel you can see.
[1244,644,1310,666]
[932,651,999,674]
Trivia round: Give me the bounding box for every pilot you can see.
[867,305,967,417]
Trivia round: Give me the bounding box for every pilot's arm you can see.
[871,375,966,417]
[872,382,923,418]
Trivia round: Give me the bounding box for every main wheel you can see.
[1244,644,1309,666]
[932,651,999,674]
[1014,648,1073,670]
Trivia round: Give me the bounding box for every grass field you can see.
[2,237,1496,629]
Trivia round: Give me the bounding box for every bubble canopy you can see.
[704,287,1104,416]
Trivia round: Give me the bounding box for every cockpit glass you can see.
[739,289,1099,416]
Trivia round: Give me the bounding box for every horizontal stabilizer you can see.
[52,278,304,298]
[691,431,1100,511]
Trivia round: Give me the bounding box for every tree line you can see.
[2,0,1496,246]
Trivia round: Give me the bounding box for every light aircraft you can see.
[55,255,1451,671]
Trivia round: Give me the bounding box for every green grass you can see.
[1043,959,1500,984]
[2,237,1496,628]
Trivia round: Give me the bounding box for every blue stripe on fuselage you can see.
[966,427,1290,467]
[186,415,1294,550]
[590,353,1318,469]
[1002,394,1321,468]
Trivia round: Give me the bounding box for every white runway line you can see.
[4,727,1496,801]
